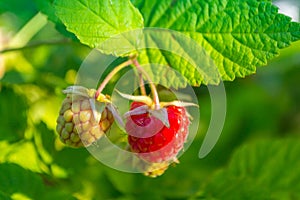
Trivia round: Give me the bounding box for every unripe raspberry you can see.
[56,87,114,148]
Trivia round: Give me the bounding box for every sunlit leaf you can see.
[54,0,144,49]
[132,0,300,87]
[33,0,77,39]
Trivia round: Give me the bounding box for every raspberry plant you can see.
[50,0,300,176]
[0,0,300,199]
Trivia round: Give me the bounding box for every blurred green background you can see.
[0,1,300,199]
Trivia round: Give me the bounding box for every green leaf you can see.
[0,191,10,200]
[0,163,45,199]
[0,0,38,27]
[203,138,300,199]
[0,71,27,85]
[38,122,56,156]
[0,141,46,173]
[0,86,27,142]
[53,0,144,49]
[41,188,78,200]
[105,169,136,195]
[132,0,300,86]
[33,0,58,24]
[52,0,299,87]
[33,0,78,40]
[141,61,192,88]
[52,148,90,173]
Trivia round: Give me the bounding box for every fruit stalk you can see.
[138,71,146,96]
[132,59,160,109]
[95,59,133,99]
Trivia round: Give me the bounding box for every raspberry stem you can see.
[95,59,133,99]
[138,71,147,96]
[132,59,160,110]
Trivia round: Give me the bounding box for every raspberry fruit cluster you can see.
[56,91,114,148]
[55,59,195,177]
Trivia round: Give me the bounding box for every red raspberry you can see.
[126,102,190,163]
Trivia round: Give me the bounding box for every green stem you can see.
[95,59,133,99]
[0,39,72,54]
[9,12,48,48]
[132,59,160,109]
